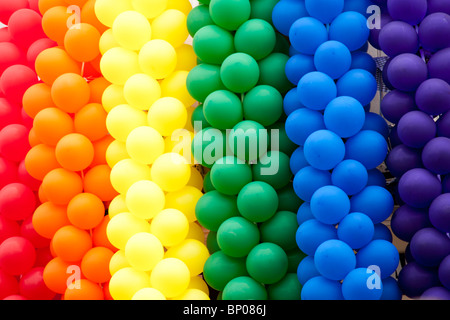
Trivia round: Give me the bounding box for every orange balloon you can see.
[51,73,90,114]
[39,0,67,15]
[35,47,81,85]
[81,246,113,284]
[38,184,49,204]
[22,83,56,119]
[91,135,114,167]
[32,201,70,239]
[81,0,108,34]
[67,192,105,230]
[25,144,60,181]
[55,133,94,171]
[52,225,92,262]
[64,23,100,62]
[33,107,74,146]
[64,279,104,300]
[92,215,117,252]
[88,77,110,104]
[74,103,108,141]
[43,257,76,294]
[28,128,41,147]
[42,6,72,45]
[41,168,83,205]
[64,0,88,8]
[103,281,113,300]
[83,164,118,202]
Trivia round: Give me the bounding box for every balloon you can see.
[187,4,214,36]
[186,64,225,103]
[220,52,259,93]
[305,0,343,24]
[437,111,450,138]
[124,232,164,272]
[295,219,337,256]
[52,225,92,262]
[80,247,114,284]
[293,166,331,202]
[41,168,83,205]
[74,103,108,142]
[151,153,190,192]
[387,0,427,25]
[64,23,100,62]
[314,239,356,281]
[257,211,298,251]
[83,164,118,201]
[439,255,450,290]
[92,216,116,252]
[8,8,45,48]
[35,47,81,85]
[398,168,442,209]
[380,89,417,124]
[297,255,319,286]
[165,239,209,277]
[234,18,276,61]
[50,73,90,114]
[195,190,239,232]
[246,242,288,284]
[228,120,268,162]
[203,250,247,291]
[125,126,164,166]
[336,69,377,107]
[151,9,188,48]
[301,276,343,300]
[391,205,430,242]
[386,53,428,92]
[338,212,374,250]
[0,183,34,222]
[289,17,328,55]
[421,287,450,300]
[350,186,394,224]
[324,96,365,138]
[125,180,165,220]
[191,127,226,168]
[208,0,250,31]
[137,40,176,80]
[216,216,260,258]
[350,51,377,75]
[285,108,325,146]
[304,129,345,171]
[0,236,35,276]
[430,46,450,85]
[150,208,189,247]
[236,181,278,223]
[109,267,150,300]
[310,185,350,225]
[101,84,126,113]
[428,0,450,14]
[356,240,399,279]
[0,42,23,75]
[131,0,167,19]
[122,73,161,111]
[32,202,69,240]
[331,160,368,196]
[422,137,450,175]
[19,267,55,300]
[94,0,132,28]
[398,262,440,298]
[192,25,234,65]
[66,193,104,230]
[342,268,383,300]
[243,85,282,126]
[410,228,450,267]
[378,21,419,57]
[289,146,308,176]
[0,124,30,162]
[252,151,292,190]
[285,54,315,86]
[0,65,37,105]
[0,98,21,132]
[106,104,147,142]
[418,12,450,52]
[297,202,314,226]
[150,258,190,298]
[203,90,243,130]
[397,111,437,149]
[165,186,202,223]
[297,71,337,111]
[210,156,252,195]
[429,194,450,233]
[222,276,267,300]
[415,78,450,116]
[385,144,423,178]
[314,40,351,79]
[362,112,390,139]
[100,47,140,85]
[55,133,94,171]
[132,287,166,300]
[147,97,187,136]
[64,279,104,300]
[112,10,151,51]
[277,182,303,212]
[271,0,308,36]
[106,212,150,251]
[329,11,369,51]
[344,130,388,170]
[42,257,73,294]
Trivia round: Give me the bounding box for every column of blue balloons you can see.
[274,0,401,300]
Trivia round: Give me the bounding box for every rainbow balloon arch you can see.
[0,0,448,301]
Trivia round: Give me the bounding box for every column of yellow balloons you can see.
[95,0,210,300]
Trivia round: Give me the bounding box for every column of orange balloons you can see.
[24,0,118,300]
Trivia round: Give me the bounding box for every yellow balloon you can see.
[184,105,195,132]
[109,250,130,276]
[106,212,150,250]
[188,275,210,295]
[164,128,194,164]
[110,158,151,194]
[150,258,190,298]
[109,267,150,300]
[151,9,188,48]
[123,73,161,110]
[125,232,164,271]
[100,47,140,85]
[126,126,165,165]
[175,44,197,72]
[99,29,119,55]
[164,186,203,223]
[139,39,177,80]
[131,0,167,19]
[126,180,165,220]
[167,0,192,17]
[173,288,210,300]
[150,208,189,247]
[112,10,151,51]
[147,97,187,137]
[95,0,133,28]
[187,167,204,190]
[106,104,147,142]
[160,70,196,107]
[108,194,128,218]
[132,288,166,300]
[106,140,129,168]
[102,84,127,113]
[151,153,191,192]
[187,222,207,244]
[164,239,209,277]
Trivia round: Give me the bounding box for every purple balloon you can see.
[427,0,450,15]
[421,287,450,300]
[387,53,428,92]
[418,13,450,53]
[379,21,419,57]
[410,227,450,267]
[422,137,450,175]
[398,168,442,208]
[380,90,417,124]
[398,261,441,298]
[381,57,395,91]
[415,78,450,116]
[369,13,393,50]
[437,111,450,138]
[397,111,437,148]
[429,193,450,233]
[386,144,423,178]
[439,255,450,290]
[443,175,450,193]
[387,0,427,25]
[390,204,431,242]
[428,48,450,84]
[388,125,402,148]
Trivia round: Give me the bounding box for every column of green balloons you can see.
[187,0,305,300]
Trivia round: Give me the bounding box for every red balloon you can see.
[0,27,11,42]
[0,183,36,221]
[0,65,38,105]
[17,160,41,191]
[19,267,56,300]
[0,215,20,244]
[0,268,19,299]
[26,38,56,68]
[27,0,39,13]
[21,107,34,128]
[0,157,18,189]
[0,42,24,74]
[0,123,30,162]
[0,98,22,131]
[20,216,50,249]
[8,9,46,48]
[0,236,36,275]
[34,246,53,268]
[3,294,27,300]
[0,0,29,24]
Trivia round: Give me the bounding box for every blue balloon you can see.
[329,11,370,51]
[337,212,374,249]
[324,96,366,138]
[285,107,325,146]
[304,129,346,170]
[298,71,337,110]
[337,69,378,107]
[380,277,403,300]
[301,276,344,300]
[372,223,393,243]
[345,130,388,170]
[342,268,383,300]
[297,256,320,285]
[367,168,386,187]
[361,112,390,140]
[356,240,400,279]
[289,17,328,55]
[283,87,304,116]
[285,54,316,85]
[350,185,394,224]
[332,159,368,196]
[289,45,300,57]
[310,185,350,225]
[272,0,308,36]
[290,146,308,175]
[297,201,314,225]
[351,51,377,75]
[343,0,373,16]
[305,0,344,24]
[314,239,356,280]
[293,166,331,202]
[314,40,352,79]
[296,219,337,256]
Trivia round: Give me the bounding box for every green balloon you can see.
[192,127,226,168]
[273,33,291,56]
[234,19,276,61]
[268,121,297,156]
[286,248,307,273]
[193,25,235,65]
[237,181,278,222]
[210,156,252,195]
[209,0,251,31]
[206,230,220,254]
[243,85,283,127]
[203,90,243,130]
[203,251,248,291]
[277,182,304,212]
[220,53,260,94]
[191,104,211,132]
[217,216,260,258]
[186,64,226,103]
[186,4,214,36]
[259,211,298,251]
[195,190,239,232]
[198,0,211,4]
[246,242,288,284]
[228,120,268,162]
[267,273,302,300]
[203,171,215,192]
[258,52,294,94]
[250,0,279,24]
[252,150,292,190]
[222,276,268,300]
